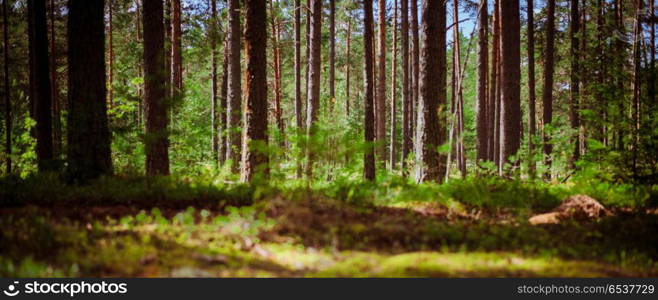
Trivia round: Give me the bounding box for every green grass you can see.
[0,174,657,277]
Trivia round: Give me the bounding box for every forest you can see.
[0,0,657,278]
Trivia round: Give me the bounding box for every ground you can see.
[0,175,657,277]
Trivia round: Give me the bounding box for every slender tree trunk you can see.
[28,0,54,171]
[415,0,446,183]
[400,0,410,171]
[220,38,228,163]
[108,0,113,108]
[364,0,375,181]
[241,0,268,182]
[632,0,642,174]
[3,0,11,173]
[453,0,466,177]
[294,0,302,177]
[488,0,499,163]
[135,0,143,127]
[614,0,624,151]
[651,0,656,106]
[171,0,182,100]
[268,0,283,146]
[569,0,581,169]
[346,17,351,117]
[305,0,322,179]
[67,0,112,181]
[596,0,605,144]
[143,0,169,175]
[499,0,521,175]
[527,0,536,177]
[49,0,60,159]
[329,0,335,111]
[164,0,171,107]
[390,0,398,169]
[476,0,488,167]
[227,0,242,171]
[210,0,219,164]
[410,0,419,143]
[376,0,386,165]
[543,0,556,180]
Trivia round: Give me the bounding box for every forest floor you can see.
[1,174,657,277]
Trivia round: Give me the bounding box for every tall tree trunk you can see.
[135,0,143,127]
[542,0,556,180]
[476,0,488,167]
[363,0,375,181]
[569,0,581,169]
[67,0,112,181]
[632,0,642,174]
[453,0,466,177]
[241,0,268,182]
[400,0,410,171]
[329,0,335,111]
[410,0,419,143]
[305,0,321,179]
[499,0,521,175]
[210,0,218,164]
[49,0,60,159]
[108,0,113,108]
[28,0,54,171]
[143,0,169,175]
[227,0,242,171]
[651,0,656,106]
[294,0,302,177]
[376,0,386,165]
[164,0,171,109]
[171,0,182,100]
[390,0,398,169]
[488,0,499,163]
[596,0,606,144]
[415,0,446,183]
[3,0,11,173]
[346,17,351,116]
[614,0,624,151]
[220,38,228,163]
[268,0,283,146]
[527,0,536,177]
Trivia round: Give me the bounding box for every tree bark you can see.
[171,0,182,100]
[241,0,268,182]
[376,0,386,165]
[294,0,302,177]
[227,0,242,171]
[499,0,521,175]
[329,0,335,111]
[268,0,283,147]
[651,0,656,106]
[364,0,375,181]
[400,0,410,171]
[453,0,466,177]
[569,0,581,169]
[542,0,556,180]
[220,37,228,163]
[210,0,218,164]
[346,17,351,116]
[527,0,536,177]
[390,0,398,169]
[476,0,488,166]
[49,0,61,159]
[143,0,169,175]
[415,0,446,183]
[28,0,54,171]
[66,0,112,181]
[305,0,321,179]
[410,0,419,147]
[108,0,113,108]
[488,0,499,163]
[3,0,11,173]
